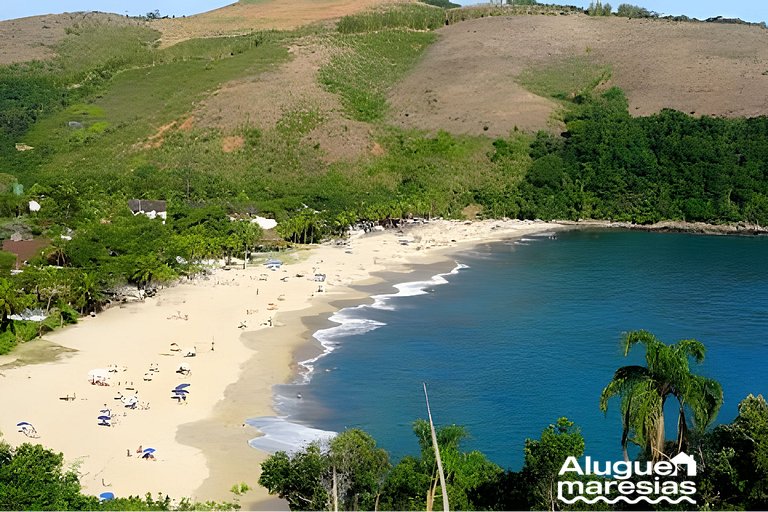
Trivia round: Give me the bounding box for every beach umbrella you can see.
[99,492,115,501]
[143,448,156,454]
[172,388,189,394]
[16,421,32,427]
[97,415,111,421]
[100,409,111,415]
[175,383,191,390]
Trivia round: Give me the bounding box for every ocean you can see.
[249,229,768,470]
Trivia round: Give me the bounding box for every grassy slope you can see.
[4,3,552,222]
[14,33,290,186]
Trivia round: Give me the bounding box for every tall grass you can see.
[337,4,445,34]
[445,3,583,24]
[318,30,435,122]
[56,22,160,79]
[518,55,611,100]
[12,33,290,186]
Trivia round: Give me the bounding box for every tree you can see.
[129,255,176,293]
[0,278,27,333]
[409,420,502,510]
[697,394,768,509]
[259,443,330,510]
[0,442,94,510]
[72,271,102,314]
[259,430,390,511]
[616,3,654,18]
[600,330,723,462]
[327,429,391,511]
[522,417,585,511]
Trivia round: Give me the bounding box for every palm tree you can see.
[73,271,102,314]
[0,278,27,333]
[600,330,723,462]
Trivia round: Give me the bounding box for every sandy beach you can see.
[0,219,566,508]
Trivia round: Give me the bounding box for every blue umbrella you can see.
[173,389,189,394]
[175,383,191,390]
[143,448,156,454]
[98,415,111,421]
[99,492,115,501]
[16,422,31,427]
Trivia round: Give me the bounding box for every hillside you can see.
[389,15,768,137]
[0,12,146,65]
[151,0,408,47]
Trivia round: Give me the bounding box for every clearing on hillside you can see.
[388,14,768,136]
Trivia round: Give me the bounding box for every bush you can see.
[616,3,655,18]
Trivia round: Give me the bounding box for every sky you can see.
[0,0,764,23]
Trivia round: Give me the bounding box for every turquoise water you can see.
[255,230,768,469]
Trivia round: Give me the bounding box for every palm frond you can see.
[674,338,706,364]
[599,365,650,412]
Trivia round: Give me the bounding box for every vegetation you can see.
[515,87,768,224]
[517,56,611,101]
[600,330,723,462]
[587,1,613,16]
[444,3,582,24]
[337,4,445,33]
[319,30,436,121]
[0,441,237,510]
[419,0,461,8]
[616,3,656,18]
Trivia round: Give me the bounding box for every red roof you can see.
[2,238,50,269]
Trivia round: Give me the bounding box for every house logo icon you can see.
[670,452,697,477]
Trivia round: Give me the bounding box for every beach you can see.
[0,219,565,508]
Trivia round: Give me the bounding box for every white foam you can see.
[370,262,468,310]
[296,262,468,383]
[247,416,336,454]
[299,314,385,381]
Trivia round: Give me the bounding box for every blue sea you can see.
[249,229,768,470]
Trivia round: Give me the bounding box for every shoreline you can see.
[178,220,571,507]
[2,217,744,507]
[562,219,768,236]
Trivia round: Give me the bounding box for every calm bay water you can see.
[257,229,768,470]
